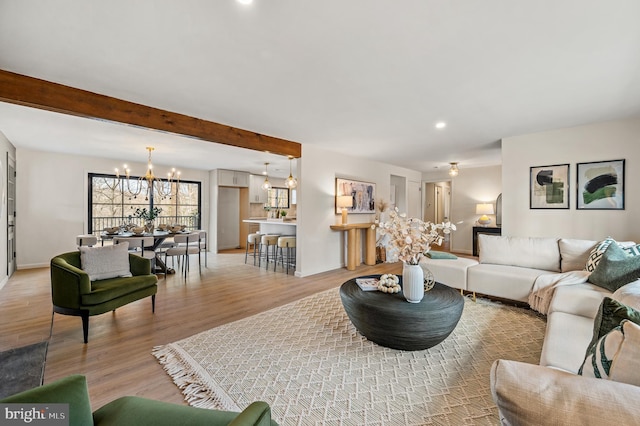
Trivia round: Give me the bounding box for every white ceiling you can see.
[1,0,639,177]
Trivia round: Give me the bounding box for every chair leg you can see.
[152,294,156,313]
[245,244,249,264]
[81,312,89,344]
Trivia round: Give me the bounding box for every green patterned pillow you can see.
[623,244,640,257]
[582,297,640,363]
[579,322,625,378]
[588,243,640,292]
[585,237,616,272]
[579,320,640,386]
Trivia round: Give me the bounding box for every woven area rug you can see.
[153,289,546,425]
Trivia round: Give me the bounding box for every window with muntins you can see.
[88,173,201,234]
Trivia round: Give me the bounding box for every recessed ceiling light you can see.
[435,122,447,129]
[237,0,253,4]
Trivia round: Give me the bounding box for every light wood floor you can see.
[0,252,402,410]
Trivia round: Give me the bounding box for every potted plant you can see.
[134,207,162,232]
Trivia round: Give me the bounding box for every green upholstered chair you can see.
[50,251,158,343]
[1,375,277,426]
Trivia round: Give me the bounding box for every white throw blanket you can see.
[528,270,591,314]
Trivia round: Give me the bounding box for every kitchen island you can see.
[243,219,297,236]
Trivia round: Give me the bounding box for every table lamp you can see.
[337,196,353,225]
[476,203,494,226]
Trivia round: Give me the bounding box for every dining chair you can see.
[164,232,201,279]
[197,230,208,267]
[76,234,98,247]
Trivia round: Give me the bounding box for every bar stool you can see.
[245,232,261,265]
[275,236,296,274]
[258,234,280,269]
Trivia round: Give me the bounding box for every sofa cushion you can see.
[467,263,552,302]
[539,311,595,373]
[584,297,640,363]
[0,375,93,426]
[612,280,640,311]
[588,243,640,292]
[558,238,597,272]
[82,275,158,306]
[420,257,478,291]
[80,243,133,281]
[547,283,609,318]
[579,320,640,386]
[478,235,560,272]
[491,359,640,426]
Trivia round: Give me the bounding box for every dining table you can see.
[100,230,192,274]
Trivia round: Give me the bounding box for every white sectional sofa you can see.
[423,234,640,424]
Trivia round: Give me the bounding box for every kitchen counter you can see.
[243,219,297,236]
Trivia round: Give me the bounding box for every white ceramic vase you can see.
[402,263,424,303]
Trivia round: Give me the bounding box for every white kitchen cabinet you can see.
[249,174,268,203]
[218,169,249,187]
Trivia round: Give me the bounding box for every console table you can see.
[472,226,501,256]
[329,223,376,270]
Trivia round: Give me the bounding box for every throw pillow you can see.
[579,320,640,386]
[585,237,616,272]
[79,243,132,281]
[583,297,640,363]
[588,243,640,292]
[622,244,640,257]
[579,321,625,378]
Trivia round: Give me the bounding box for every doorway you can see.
[7,154,15,276]
[423,180,452,250]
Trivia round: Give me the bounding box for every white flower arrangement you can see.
[378,207,456,265]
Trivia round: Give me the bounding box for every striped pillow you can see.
[579,320,640,386]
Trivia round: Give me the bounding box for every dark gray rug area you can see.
[0,341,48,399]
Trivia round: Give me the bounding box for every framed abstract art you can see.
[335,178,376,214]
[576,159,625,210]
[530,164,570,209]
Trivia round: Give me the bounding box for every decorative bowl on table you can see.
[169,225,182,233]
[104,226,120,234]
[132,226,145,236]
[158,224,168,231]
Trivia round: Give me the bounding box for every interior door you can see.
[408,180,421,219]
[7,154,15,276]
[217,187,240,250]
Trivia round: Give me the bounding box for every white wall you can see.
[16,148,210,269]
[423,166,502,254]
[502,117,640,241]
[297,144,422,277]
[0,131,16,290]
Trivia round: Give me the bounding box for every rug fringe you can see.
[152,344,240,412]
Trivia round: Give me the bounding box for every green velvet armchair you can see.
[1,375,278,426]
[50,251,158,343]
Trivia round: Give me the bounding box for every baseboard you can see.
[17,263,50,270]
[0,276,7,292]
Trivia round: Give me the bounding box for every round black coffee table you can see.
[340,275,464,351]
